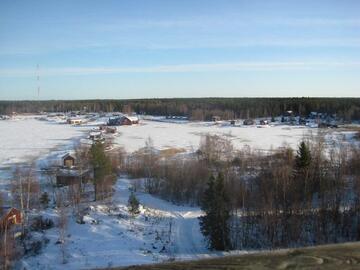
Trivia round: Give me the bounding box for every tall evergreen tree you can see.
[294,141,313,204]
[295,141,312,169]
[90,142,113,200]
[213,173,231,250]
[199,175,216,241]
[199,173,231,250]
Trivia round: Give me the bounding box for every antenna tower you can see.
[36,64,40,99]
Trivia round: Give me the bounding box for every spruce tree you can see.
[213,173,231,250]
[199,173,231,250]
[90,142,113,200]
[295,141,311,169]
[128,192,140,215]
[199,175,216,241]
[294,141,312,204]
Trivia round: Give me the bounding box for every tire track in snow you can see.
[118,178,211,260]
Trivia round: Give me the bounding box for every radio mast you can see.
[36,64,40,99]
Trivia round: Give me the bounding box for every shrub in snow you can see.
[128,192,140,215]
[30,216,54,231]
[23,235,49,256]
[76,214,85,224]
[90,219,101,225]
[39,192,50,208]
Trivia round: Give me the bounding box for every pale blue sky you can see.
[0,0,359,99]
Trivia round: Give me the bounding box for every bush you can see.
[31,216,54,231]
[40,192,50,208]
[23,235,49,256]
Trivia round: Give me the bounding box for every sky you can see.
[0,0,359,100]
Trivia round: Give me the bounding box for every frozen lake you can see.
[0,116,87,167]
[113,120,313,153]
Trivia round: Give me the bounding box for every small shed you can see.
[230,120,236,126]
[243,119,255,125]
[212,116,221,122]
[62,153,75,168]
[67,118,83,125]
[260,120,269,125]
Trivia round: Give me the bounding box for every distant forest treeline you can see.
[1,98,360,120]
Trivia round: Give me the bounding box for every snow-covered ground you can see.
[0,116,90,197]
[113,120,313,153]
[1,116,357,179]
[20,177,234,270]
[0,116,88,167]
[1,116,354,168]
[1,115,359,269]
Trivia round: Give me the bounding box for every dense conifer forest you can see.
[1,98,360,120]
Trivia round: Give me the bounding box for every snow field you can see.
[21,177,229,269]
[0,116,88,167]
[113,120,313,153]
[1,116,358,269]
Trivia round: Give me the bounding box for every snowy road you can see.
[173,212,208,259]
[116,177,215,261]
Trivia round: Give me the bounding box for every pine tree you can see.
[128,192,140,215]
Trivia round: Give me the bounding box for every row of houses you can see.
[212,111,339,128]
[0,115,11,120]
[281,111,339,127]
[64,113,139,126]
[165,115,188,120]
[214,117,270,126]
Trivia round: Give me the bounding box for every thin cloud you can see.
[1,37,360,56]
[1,61,360,77]
[94,17,360,31]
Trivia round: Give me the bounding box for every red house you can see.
[1,208,22,232]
